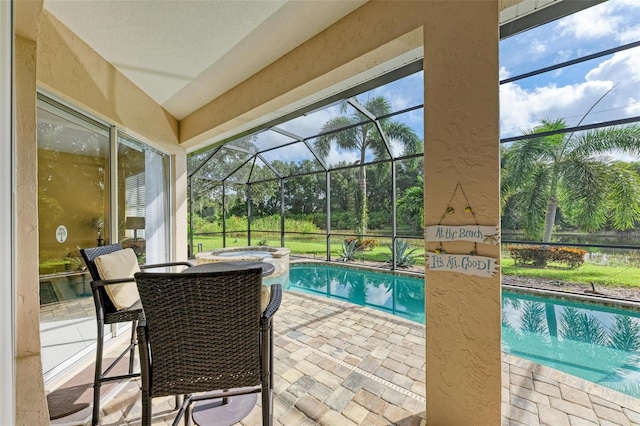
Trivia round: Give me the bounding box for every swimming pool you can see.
[287,264,640,399]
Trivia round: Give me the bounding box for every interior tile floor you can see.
[54,290,640,425]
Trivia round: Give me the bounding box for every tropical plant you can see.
[397,175,424,231]
[315,96,422,235]
[501,112,640,242]
[338,238,362,262]
[387,239,420,268]
[257,238,269,246]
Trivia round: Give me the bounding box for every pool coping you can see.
[503,284,640,311]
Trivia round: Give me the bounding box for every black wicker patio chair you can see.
[134,268,282,426]
[79,243,192,426]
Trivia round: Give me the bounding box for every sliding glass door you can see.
[117,134,170,267]
[37,97,172,377]
[37,99,111,377]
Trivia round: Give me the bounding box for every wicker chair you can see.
[79,243,192,426]
[134,268,282,426]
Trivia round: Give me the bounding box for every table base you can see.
[192,393,257,426]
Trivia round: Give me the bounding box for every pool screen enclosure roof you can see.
[188,60,425,185]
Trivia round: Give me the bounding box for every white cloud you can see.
[499,66,511,80]
[500,80,612,135]
[557,0,640,43]
[325,147,358,168]
[585,49,640,84]
[529,39,547,56]
[500,48,640,137]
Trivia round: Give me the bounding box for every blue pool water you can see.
[286,264,640,399]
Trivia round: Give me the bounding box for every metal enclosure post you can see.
[280,179,285,247]
[326,171,331,261]
[391,161,397,271]
[222,181,226,247]
[188,175,193,257]
[247,184,251,246]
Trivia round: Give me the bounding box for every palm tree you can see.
[315,96,421,235]
[502,119,640,242]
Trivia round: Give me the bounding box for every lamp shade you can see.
[125,216,145,230]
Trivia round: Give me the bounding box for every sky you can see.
[211,0,640,173]
[499,0,640,137]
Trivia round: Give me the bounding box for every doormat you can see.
[40,281,59,305]
[47,357,136,420]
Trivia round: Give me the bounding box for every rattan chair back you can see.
[135,268,263,397]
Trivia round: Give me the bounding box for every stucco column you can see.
[15,34,50,424]
[424,1,501,424]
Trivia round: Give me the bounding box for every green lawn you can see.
[192,234,640,289]
[501,258,640,288]
[192,234,426,265]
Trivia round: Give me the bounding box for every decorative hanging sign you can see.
[427,252,498,277]
[425,182,500,277]
[425,225,499,245]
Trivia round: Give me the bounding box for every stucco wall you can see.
[15,33,50,425]
[424,2,501,424]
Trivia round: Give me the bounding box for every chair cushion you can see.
[261,285,270,312]
[94,248,141,310]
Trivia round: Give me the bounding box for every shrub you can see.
[508,245,586,269]
[344,237,379,251]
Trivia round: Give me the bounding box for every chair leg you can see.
[261,324,273,426]
[92,323,105,426]
[141,392,152,426]
[128,319,137,374]
[185,402,193,426]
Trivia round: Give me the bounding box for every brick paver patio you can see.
[69,290,640,425]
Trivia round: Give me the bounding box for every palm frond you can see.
[569,125,640,158]
[559,158,609,232]
[362,96,393,117]
[606,163,640,229]
[517,167,551,240]
[315,116,359,159]
[560,307,607,346]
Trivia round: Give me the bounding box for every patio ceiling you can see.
[43,0,368,120]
